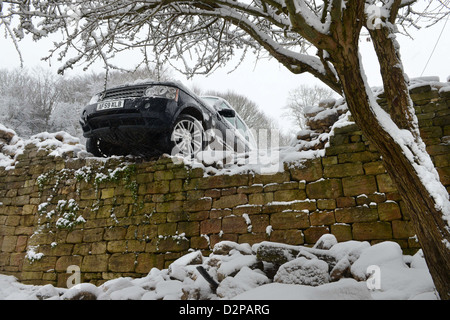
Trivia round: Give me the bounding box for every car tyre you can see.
[86,137,124,157]
[170,114,205,158]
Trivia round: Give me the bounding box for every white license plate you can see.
[97,100,124,110]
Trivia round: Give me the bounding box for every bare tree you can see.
[283,84,335,129]
[1,0,450,298]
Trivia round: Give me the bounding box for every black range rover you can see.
[80,81,256,158]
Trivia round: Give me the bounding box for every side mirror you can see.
[218,108,236,117]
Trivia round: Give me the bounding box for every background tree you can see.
[0,66,172,137]
[1,0,449,298]
[283,84,335,129]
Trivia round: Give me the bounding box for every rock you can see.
[216,267,269,299]
[168,251,203,281]
[0,126,16,145]
[330,257,352,282]
[61,283,101,300]
[274,257,330,286]
[255,241,301,265]
[35,284,62,300]
[212,241,252,256]
[313,234,338,250]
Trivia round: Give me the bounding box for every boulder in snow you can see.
[274,257,330,286]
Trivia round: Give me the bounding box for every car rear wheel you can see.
[170,115,205,158]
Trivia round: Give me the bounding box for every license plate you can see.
[97,100,124,110]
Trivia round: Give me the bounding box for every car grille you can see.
[90,117,145,130]
[103,86,146,100]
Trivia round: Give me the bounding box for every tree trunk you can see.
[331,46,450,300]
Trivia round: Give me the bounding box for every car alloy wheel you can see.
[171,115,204,158]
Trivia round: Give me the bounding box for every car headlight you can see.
[145,85,179,101]
[89,93,101,105]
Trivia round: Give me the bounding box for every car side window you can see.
[221,102,237,127]
[235,117,250,140]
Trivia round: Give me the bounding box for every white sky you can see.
[0,14,448,136]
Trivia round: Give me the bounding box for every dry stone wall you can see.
[0,81,449,286]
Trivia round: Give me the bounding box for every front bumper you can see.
[80,98,174,149]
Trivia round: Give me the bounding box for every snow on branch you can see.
[0,0,342,90]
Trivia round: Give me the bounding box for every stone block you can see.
[156,201,184,213]
[222,216,249,234]
[199,174,249,189]
[317,199,336,210]
[100,188,115,199]
[157,223,177,236]
[269,229,304,245]
[378,201,402,221]
[363,161,386,175]
[82,254,109,272]
[184,198,212,212]
[248,193,273,205]
[338,151,381,164]
[306,179,343,199]
[352,222,392,240]
[309,211,335,226]
[156,237,190,252]
[323,162,364,178]
[91,242,107,255]
[335,206,378,223]
[273,189,306,202]
[213,193,247,209]
[22,256,57,272]
[103,227,127,241]
[109,253,136,272]
[325,142,366,156]
[376,174,397,193]
[237,185,263,194]
[237,233,267,246]
[154,170,174,181]
[270,211,310,229]
[177,221,199,237]
[290,159,323,182]
[233,204,262,216]
[253,172,290,185]
[342,175,377,196]
[107,240,127,253]
[392,220,415,239]
[190,236,210,250]
[291,200,317,212]
[144,180,170,194]
[304,227,329,244]
[83,228,104,242]
[330,224,353,242]
[1,235,17,253]
[135,253,158,274]
[15,235,28,252]
[49,244,74,256]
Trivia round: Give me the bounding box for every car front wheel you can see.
[170,115,205,158]
[86,137,124,157]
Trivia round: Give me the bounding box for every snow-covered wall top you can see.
[0,80,448,287]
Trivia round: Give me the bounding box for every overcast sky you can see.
[0,13,448,136]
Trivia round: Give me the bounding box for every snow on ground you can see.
[0,237,438,300]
